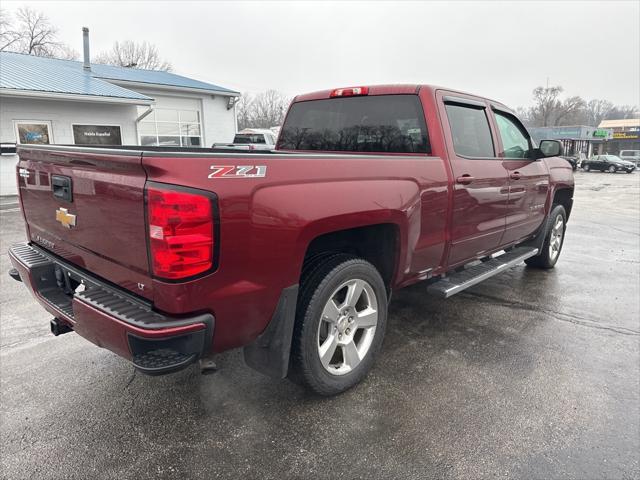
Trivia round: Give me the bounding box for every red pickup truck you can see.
[9,84,573,395]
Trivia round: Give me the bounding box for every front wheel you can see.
[289,255,387,395]
[525,205,567,269]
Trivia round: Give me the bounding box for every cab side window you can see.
[494,111,532,159]
[445,103,495,158]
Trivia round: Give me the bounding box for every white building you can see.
[0,46,239,195]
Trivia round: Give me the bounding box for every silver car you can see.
[619,150,640,167]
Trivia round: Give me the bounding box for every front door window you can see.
[494,111,532,159]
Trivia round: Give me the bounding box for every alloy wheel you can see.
[549,214,564,262]
[317,279,378,376]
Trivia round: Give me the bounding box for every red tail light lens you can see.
[146,185,215,280]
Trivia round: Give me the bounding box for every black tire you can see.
[525,204,567,269]
[289,255,387,395]
[608,165,616,173]
[583,164,590,172]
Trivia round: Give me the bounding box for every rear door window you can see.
[444,104,495,158]
[278,95,430,153]
[234,134,266,144]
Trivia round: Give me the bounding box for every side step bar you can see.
[427,247,539,298]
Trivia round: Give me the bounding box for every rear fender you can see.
[251,179,419,286]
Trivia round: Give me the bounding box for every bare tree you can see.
[605,105,640,120]
[515,106,533,127]
[235,93,255,131]
[516,85,637,128]
[0,9,20,52]
[529,86,563,127]
[95,41,172,71]
[584,99,614,126]
[554,95,586,126]
[248,90,290,129]
[3,7,78,59]
[235,90,291,130]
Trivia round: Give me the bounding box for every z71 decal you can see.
[208,165,267,179]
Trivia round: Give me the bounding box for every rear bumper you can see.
[8,242,214,375]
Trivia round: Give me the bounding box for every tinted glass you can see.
[278,95,430,153]
[494,111,532,158]
[234,134,266,144]
[445,104,494,158]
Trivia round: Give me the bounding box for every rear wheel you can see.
[608,165,616,173]
[583,164,590,172]
[289,255,387,395]
[525,205,567,269]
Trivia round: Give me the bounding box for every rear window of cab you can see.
[277,95,431,154]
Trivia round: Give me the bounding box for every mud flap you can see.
[243,284,299,379]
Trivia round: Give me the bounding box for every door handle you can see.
[52,175,73,202]
[510,172,522,180]
[456,175,474,185]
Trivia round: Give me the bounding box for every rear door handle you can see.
[510,172,522,180]
[456,175,474,185]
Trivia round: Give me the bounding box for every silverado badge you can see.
[55,207,76,229]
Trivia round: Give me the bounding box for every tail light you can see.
[146,185,215,280]
[330,86,369,97]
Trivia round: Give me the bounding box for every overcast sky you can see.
[4,0,640,109]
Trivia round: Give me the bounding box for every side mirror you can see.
[536,140,563,158]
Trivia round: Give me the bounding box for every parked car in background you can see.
[213,128,277,151]
[560,155,578,171]
[582,155,636,173]
[619,150,640,167]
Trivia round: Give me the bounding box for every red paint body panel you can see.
[13,84,574,359]
[17,148,154,301]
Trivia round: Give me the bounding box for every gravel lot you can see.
[1,171,639,480]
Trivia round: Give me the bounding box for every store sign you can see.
[592,129,609,138]
[613,132,639,139]
[16,123,51,144]
[72,125,122,145]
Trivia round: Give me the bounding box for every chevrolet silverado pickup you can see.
[8,84,574,395]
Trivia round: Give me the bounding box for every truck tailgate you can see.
[17,147,154,301]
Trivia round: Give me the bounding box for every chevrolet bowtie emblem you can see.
[55,207,76,229]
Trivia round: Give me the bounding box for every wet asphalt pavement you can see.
[1,171,639,480]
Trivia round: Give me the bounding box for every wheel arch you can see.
[552,187,574,220]
[301,222,402,292]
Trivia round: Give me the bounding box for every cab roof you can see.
[293,84,511,112]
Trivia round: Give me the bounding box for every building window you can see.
[14,121,53,145]
[138,109,202,147]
